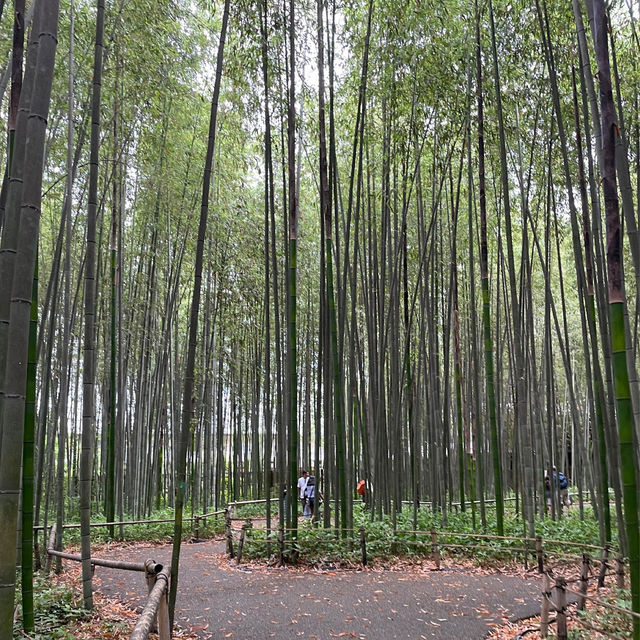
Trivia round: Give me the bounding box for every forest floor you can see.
[65,535,560,639]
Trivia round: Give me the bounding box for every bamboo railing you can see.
[46,524,171,639]
[129,566,171,640]
[540,553,633,639]
[35,511,225,532]
[230,520,619,576]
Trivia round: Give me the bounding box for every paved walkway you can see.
[97,540,544,639]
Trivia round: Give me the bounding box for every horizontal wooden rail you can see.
[394,529,538,542]
[47,524,163,573]
[197,509,226,519]
[259,525,610,554]
[563,584,640,620]
[46,549,156,572]
[36,517,179,532]
[35,512,224,533]
[400,497,519,507]
[537,537,614,552]
[570,615,622,640]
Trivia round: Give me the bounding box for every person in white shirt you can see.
[297,470,309,517]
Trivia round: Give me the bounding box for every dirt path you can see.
[96,539,545,639]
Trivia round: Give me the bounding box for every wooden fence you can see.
[230,520,617,574]
[539,552,634,639]
[47,505,632,639]
[46,523,171,640]
[43,510,226,639]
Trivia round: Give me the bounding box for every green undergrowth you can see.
[13,573,87,639]
[566,588,632,639]
[241,501,614,566]
[233,501,272,519]
[53,507,225,548]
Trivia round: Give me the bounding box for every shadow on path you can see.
[97,539,544,639]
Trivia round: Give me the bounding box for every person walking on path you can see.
[297,470,309,517]
[304,475,322,519]
[552,466,571,508]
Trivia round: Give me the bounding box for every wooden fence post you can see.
[194,516,200,541]
[278,522,285,566]
[616,554,625,589]
[360,527,367,567]
[555,576,567,640]
[536,535,544,573]
[236,524,247,565]
[225,509,235,558]
[540,572,551,638]
[145,561,159,634]
[431,528,440,570]
[157,572,171,640]
[45,524,57,573]
[597,545,609,589]
[578,554,589,610]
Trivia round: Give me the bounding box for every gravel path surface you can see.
[97,539,545,639]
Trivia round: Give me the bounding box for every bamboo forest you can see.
[2,0,640,637]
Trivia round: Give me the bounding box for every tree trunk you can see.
[169,0,230,623]
[592,0,640,633]
[0,1,58,632]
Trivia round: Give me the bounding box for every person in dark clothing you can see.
[552,466,571,507]
[304,475,322,518]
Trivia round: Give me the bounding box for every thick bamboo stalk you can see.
[21,249,36,631]
[474,0,503,535]
[591,0,640,634]
[169,0,230,622]
[0,4,59,634]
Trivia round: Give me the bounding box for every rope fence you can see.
[223,518,619,579]
[538,553,634,639]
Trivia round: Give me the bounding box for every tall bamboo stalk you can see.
[169,0,230,623]
[592,0,640,633]
[79,0,106,608]
[0,1,58,633]
[20,251,36,632]
[287,0,300,536]
[317,0,346,536]
[475,0,503,535]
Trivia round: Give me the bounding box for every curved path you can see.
[97,539,544,639]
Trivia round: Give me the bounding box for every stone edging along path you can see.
[96,538,549,639]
